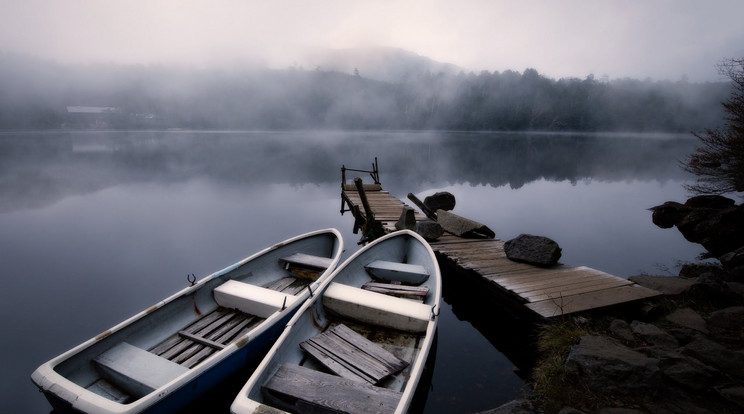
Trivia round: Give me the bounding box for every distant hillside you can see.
[300,47,462,83]
[0,50,731,132]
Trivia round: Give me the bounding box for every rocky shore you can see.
[480,195,744,414]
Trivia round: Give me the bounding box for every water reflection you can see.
[1,131,703,413]
[0,131,695,213]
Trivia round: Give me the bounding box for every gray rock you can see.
[683,337,744,379]
[597,409,646,414]
[414,220,443,241]
[423,191,456,212]
[609,319,636,343]
[719,246,744,269]
[643,385,718,414]
[504,234,562,266]
[694,274,742,306]
[558,408,587,414]
[437,209,495,238]
[719,386,744,408]
[630,321,679,349]
[665,308,709,334]
[707,306,744,332]
[649,201,691,228]
[565,335,661,395]
[627,275,698,295]
[660,355,719,391]
[476,399,535,414]
[395,206,416,230]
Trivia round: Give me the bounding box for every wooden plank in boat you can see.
[262,363,402,414]
[156,310,239,361]
[281,252,333,269]
[300,324,408,384]
[263,276,298,292]
[300,339,371,382]
[177,331,226,350]
[149,310,229,357]
[362,281,428,301]
[181,314,261,368]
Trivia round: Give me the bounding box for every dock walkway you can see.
[340,177,660,318]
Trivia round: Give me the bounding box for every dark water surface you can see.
[1,131,703,413]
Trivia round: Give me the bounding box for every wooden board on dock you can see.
[340,180,661,318]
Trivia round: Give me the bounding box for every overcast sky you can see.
[2,0,743,82]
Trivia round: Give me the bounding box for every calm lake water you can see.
[1,130,704,413]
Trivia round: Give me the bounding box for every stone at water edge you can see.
[564,335,661,395]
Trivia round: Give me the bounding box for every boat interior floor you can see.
[263,316,424,414]
[86,276,311,402]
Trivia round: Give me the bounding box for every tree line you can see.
[0,53,731,132]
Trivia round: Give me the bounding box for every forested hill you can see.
[0,52,730,132]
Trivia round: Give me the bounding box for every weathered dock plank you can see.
[340,180,661,318]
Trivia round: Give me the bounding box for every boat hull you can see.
[32,229,343,414]
[231,229,441,414]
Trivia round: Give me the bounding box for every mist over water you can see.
[2,131,703,413]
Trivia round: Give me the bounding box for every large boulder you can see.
[424,191,456,212]
[650,201,691,228]
[682,337,744,379]
[504,234,561,266]
[651,196,744,259]
[630,321,679,349]
[565,335,661,395]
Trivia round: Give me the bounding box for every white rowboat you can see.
[31,229,344,414]
[231,229,441,414]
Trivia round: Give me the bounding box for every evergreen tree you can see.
[684,58,744,195]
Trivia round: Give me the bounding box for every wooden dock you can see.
[340,166,660,318]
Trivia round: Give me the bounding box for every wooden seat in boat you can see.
[94,342,188,398]
[364,260,429,285]
[214,280,298,318]
[280,253,334,280]
[322,282,431,333]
